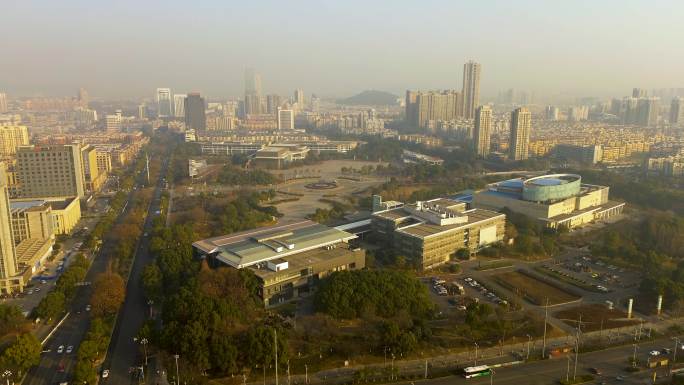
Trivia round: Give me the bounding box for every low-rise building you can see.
[252,144,309,169]
[10,197,81,235]
[372,198,505,270]
[472,174,624,230]
[193,220,365,307]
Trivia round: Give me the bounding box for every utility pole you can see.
[526,334,532,360]
[573,324,580,381]
[305,364,308,385]
[565,355,570,382]
[275,329,279,385]
[632,344,638,368]
[672,338,680,375]
[287,360,290,385]
[542,298,549,359]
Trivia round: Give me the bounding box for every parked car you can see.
[66,345,73,354]
[57,345,65,354]
[649,350,661,356]
[102,369,110,378]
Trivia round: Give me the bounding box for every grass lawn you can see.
[554,304,640,331]
[494,271,580,306]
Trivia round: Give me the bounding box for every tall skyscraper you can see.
[632,88,647,98]
[0,164,17,283]
[277,109,295,130]
[509,107,531,161]
[0,93,7,114]
[266,94,282,115]
[671,97,682,125]
[138,104,147,120]
[16,144,87,199]
[156,88,173,117]
[462,61,482,120]
[77,88,89,108]
[184,93,206,130]
[544,106,559,120]
[174,94,187,118]
[637,97,659,126]
[473,106,492,157]
[294,89,305,106]
[244,68,262,96]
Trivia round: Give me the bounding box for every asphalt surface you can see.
[103,160,167,385]
[395,337,682,385]
[24,168,160,385]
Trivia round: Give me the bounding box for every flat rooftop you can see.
[248,243,359,281]
[193,220,357,268]
[396,208,504,239]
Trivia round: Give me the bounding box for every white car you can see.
[57,345,65,354]
[102,369,110,378]
[85,305,91,312]
[649,350,661,356]
[66,345,73,354]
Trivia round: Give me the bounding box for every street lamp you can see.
[174,354,180,385]
[2,370,11,385]
[526,334,532,360]
[474,342,479,366]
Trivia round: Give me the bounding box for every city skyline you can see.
[2,0,683,99]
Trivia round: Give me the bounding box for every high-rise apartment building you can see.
[544,106,559,120]
[637,97,659,126]
[77,88,89,108]
[462,61,481,120]
[16,144,86,199]
[277,109,295,130]
[81,145,103,192]
[105,110,123,131]
[473,106,492,157]
[0,93,7,113]
[266,94,282,115]
[632,88,647,98]
[671,97,683,125]
[405,90,462,129]
[184,93,206,130]
[509,107,531,161]
[294,89,305,106]
[174,94,187,118]
[244,68,262,96]
[156,88,173,117]
[0,124,29,157]
[0,164,17,287]
[568,106,589,122]
[138,104,147,120]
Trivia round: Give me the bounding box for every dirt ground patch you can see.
[554,304,639,331]
[494,271,581,306]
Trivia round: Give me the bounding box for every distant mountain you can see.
[337,90,399,106]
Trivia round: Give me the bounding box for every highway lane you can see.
[397,337,680,385]
[24,167,155,385]
[104,160,167,385]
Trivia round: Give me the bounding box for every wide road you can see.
[103,160,167,385]
[397,337,681,385]
[25,168,156,385]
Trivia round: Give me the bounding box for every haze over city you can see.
[1,2,684,385]
[3,0,683,99]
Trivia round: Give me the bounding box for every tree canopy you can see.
[314,270,434,320]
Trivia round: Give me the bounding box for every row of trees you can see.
[215,166,278,186]
[34,254,91,321]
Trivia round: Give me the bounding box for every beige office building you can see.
[0,124,29,157]
[10,201,54,245]
[405,90,463,129]
[96,151,112,174]
[16,144,86,199]
[372,197,506,270]
[473,105,492,157]
[509,107,531,160]
[81,145,105,192]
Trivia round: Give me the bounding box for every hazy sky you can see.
[2,0,683,100]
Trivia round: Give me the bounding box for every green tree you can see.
[90,272,125,318]
[0,333,41,376]
[34,291,65,321]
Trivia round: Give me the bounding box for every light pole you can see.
[490,368,495,385]
[671,337,680,375]
[174,354,180,385]
[391,353,395,381]
[141,338,148,366]
[526,334,532,360]
[474,342,479,366]
[632,344,638,368]
[2,370,11,385]
[305,364,308,385]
